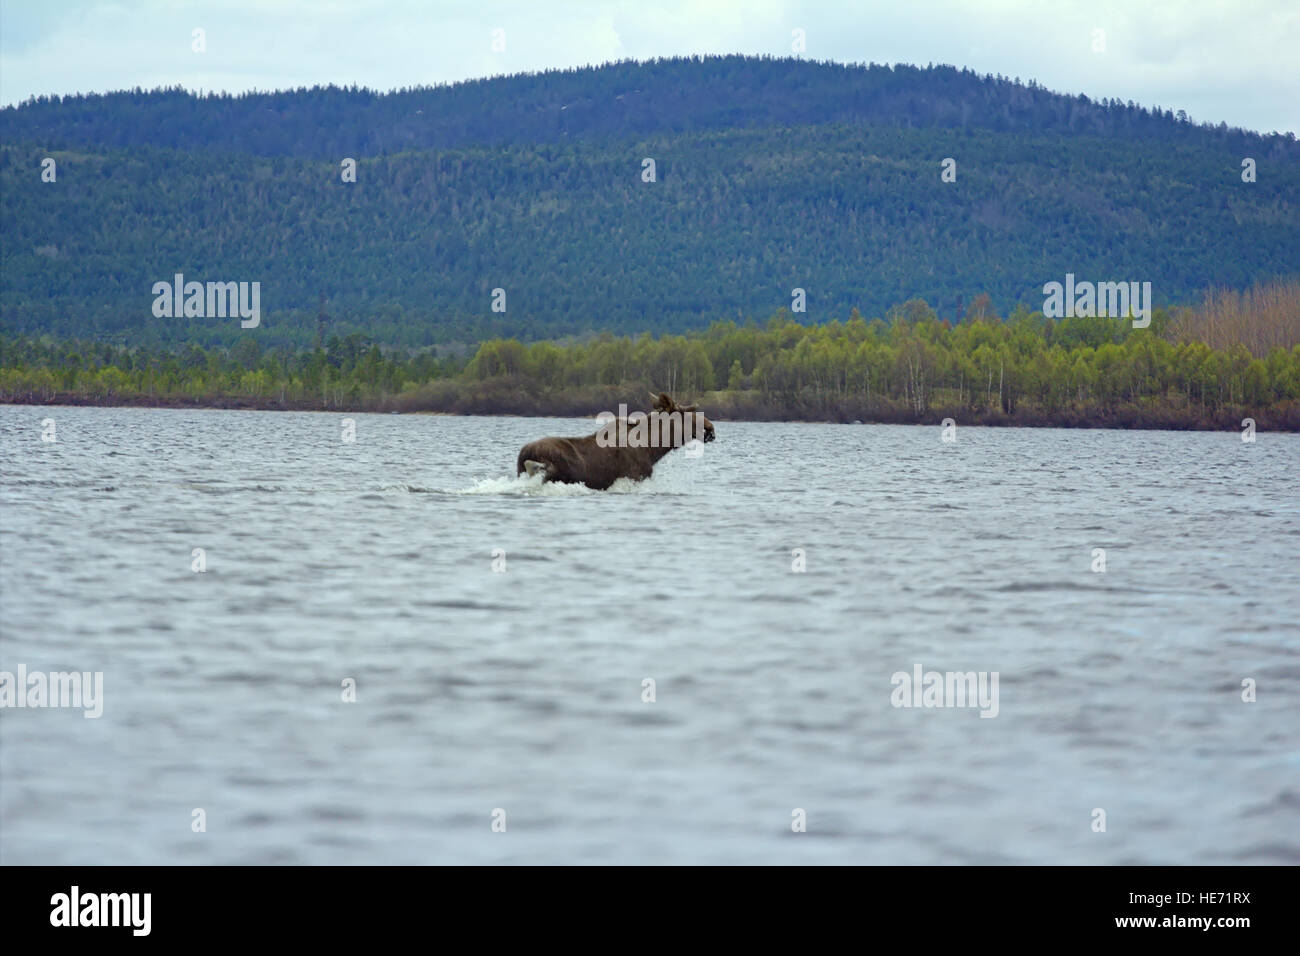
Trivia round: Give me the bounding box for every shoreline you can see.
[4,391,1296,432]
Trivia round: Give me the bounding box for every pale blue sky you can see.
[2,0,1296,135]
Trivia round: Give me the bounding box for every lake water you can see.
[2,404,1298,864]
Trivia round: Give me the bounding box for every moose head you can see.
[647,392,716,447]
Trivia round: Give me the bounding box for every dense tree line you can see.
[5,284,1298,429]
[3,119,1297,347]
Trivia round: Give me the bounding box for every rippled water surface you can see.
[2,405,1298,864]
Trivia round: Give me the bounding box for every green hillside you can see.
[1,57,1297,349]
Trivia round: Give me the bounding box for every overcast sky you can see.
[2,0,1296,135]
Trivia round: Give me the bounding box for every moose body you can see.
[517,393,715,490]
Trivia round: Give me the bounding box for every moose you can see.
[517,393,716,490]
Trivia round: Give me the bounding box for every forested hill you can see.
[4,57,1297,158]
[2,57,1298,350]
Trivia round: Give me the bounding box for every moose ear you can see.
[653,392,673,411]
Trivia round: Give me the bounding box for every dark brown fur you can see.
[517,393,715,490]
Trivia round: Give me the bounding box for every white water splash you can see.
[450,473,662,496]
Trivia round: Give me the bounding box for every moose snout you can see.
[703,426,716,443]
